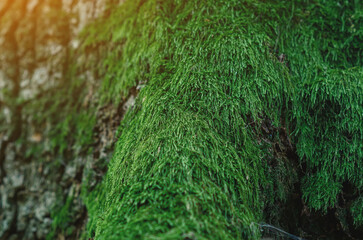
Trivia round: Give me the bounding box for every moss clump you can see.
[84,1,290,239]
[279,0,363,223]
[294,68,362,211]
[82,0,362,239]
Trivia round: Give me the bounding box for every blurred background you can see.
[0,1,128,239]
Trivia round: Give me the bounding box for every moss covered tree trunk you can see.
[1,0,362,239]
[83,0,362,239]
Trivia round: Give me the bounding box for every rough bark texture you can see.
[0,1,126,239]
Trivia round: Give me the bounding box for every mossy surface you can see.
[280,0,363,222]
[81,0,362,239]
[47,196,75,240]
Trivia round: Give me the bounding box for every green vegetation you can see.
[282,0,363,220]
[80,0,362,239]
[3,0,358,238]
[47,195,76,240]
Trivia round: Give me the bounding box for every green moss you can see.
[279,0,363,219]
[83,0,291,239]
[47,196,75,240]
[351,197,363,226]
[294,68,362,212]
[81,0,362,239]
